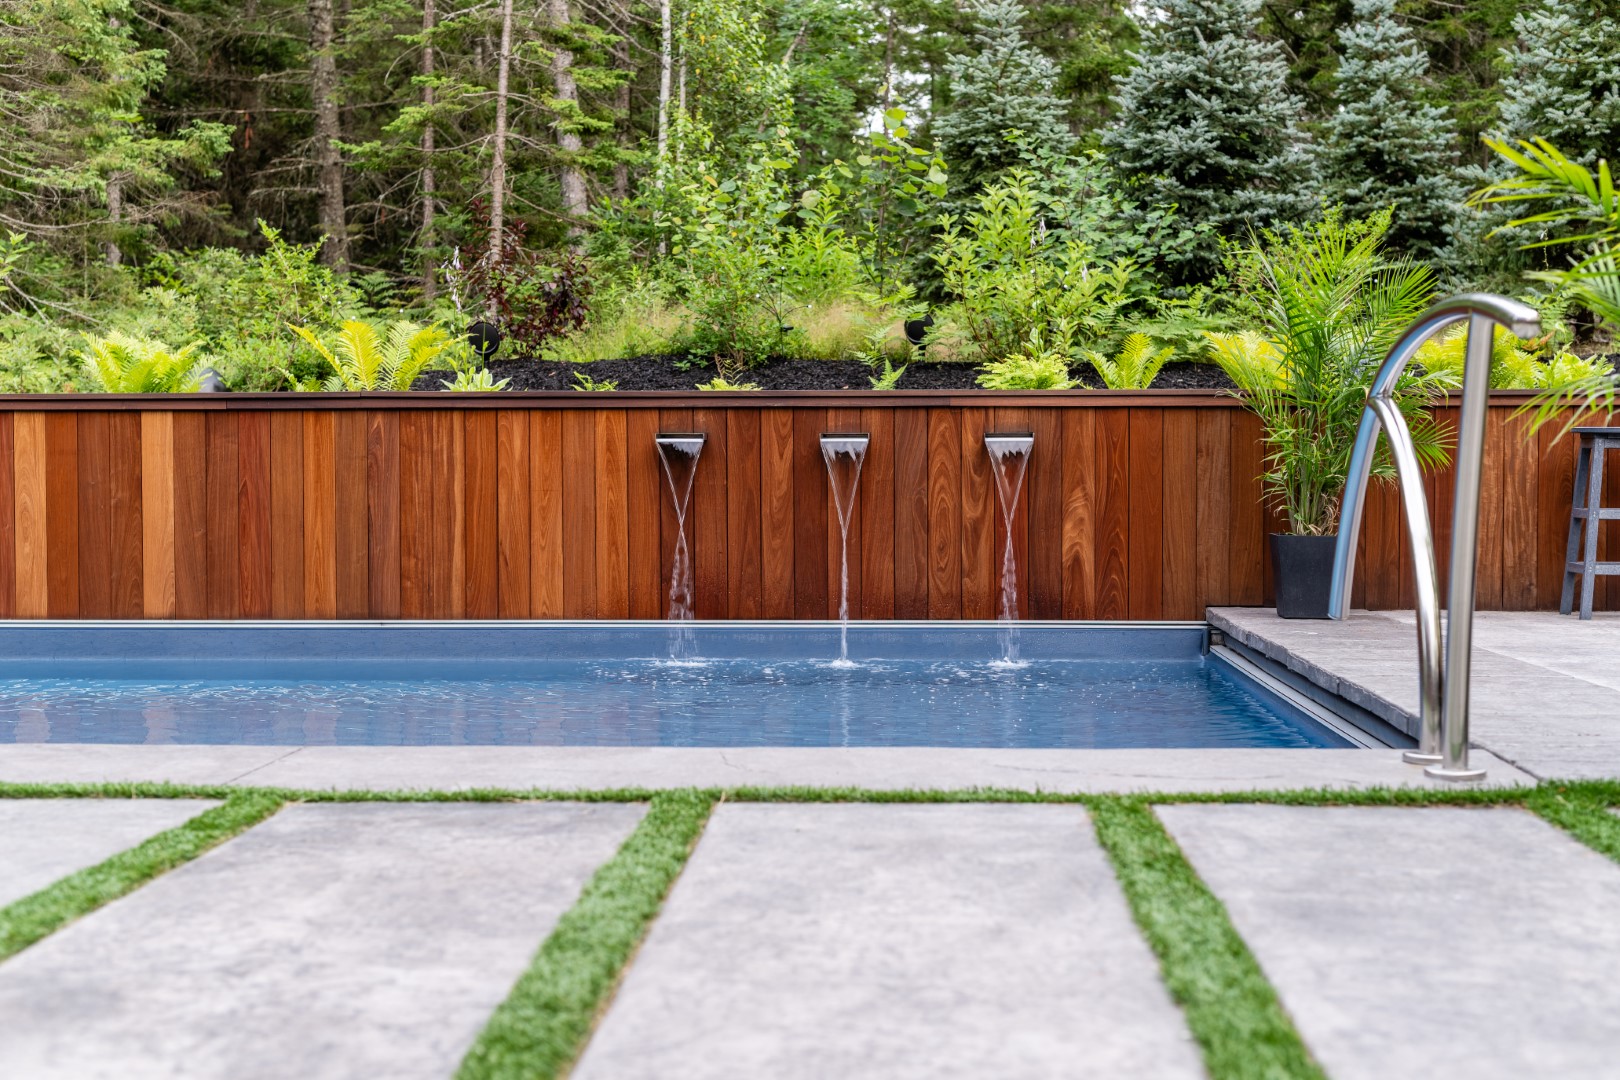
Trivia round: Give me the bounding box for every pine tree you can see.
[933,0,1074,195]
[1102,0,1314,278]
[1323,0,1465,261]
[1495,0,1620,166]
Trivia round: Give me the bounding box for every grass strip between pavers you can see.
[0,789,284,962]
[455,789,716,1080]
[1528,782,1620,865]
[1090,797,1327,1080]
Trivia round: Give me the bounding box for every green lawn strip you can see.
[455,789,716,1080]
[1090,796,1326,1080]
[0,789,284,962]
[1527,781,1620,864]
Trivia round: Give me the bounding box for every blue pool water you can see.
[0,624,1347,749]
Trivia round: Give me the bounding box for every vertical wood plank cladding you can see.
[891,408,930,619]
[1024,406,1061,619]
[1362,484,1399,610]
[398,412,430,619]
[1500,410,1538,608]
[725,409,762,619]
[595,409,631,618]
[958,408,994,619]
[139,413,175,619]
[1162,410,1197,619]
[1127,409,1164,620]
[76,413,111,618]
[13,413,46,618]
[496,410,531,618]
[45,414,79,617]
[303,411,337,619]
[760,408,795,619]
[0,415,15,619]
[692,408,728,620]
[657,408,693,621]
[926,408,961,619]
[1060,409,1096,619]
[173,413,208,619]
[989,407,1031,620]
[269,412,304,619]
[626,410,663,619]
[447,412,466,619]
[1227,410,1265,606]
[463,410,499,619]
[1194,411,1230,611]
[1607,422,1620,611]
[333,411,369,618]
[235,412,271,619]
[1537,422,1576,610]
[826,406,863,620]
[561,409,597,617]
[204,413,237,619]
[860,407,896,619]
[793,408,829,619]
[366,411,401,619]
[107,412,143,619]
[1474,409,1505,610]
[1093,409,1130,620]
[531,411,565,617]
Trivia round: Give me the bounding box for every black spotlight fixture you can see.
[904,313,934,353]
[467,320,503,362]
[197,367,227,393]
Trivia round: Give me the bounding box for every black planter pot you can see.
[1269,533,1338,619]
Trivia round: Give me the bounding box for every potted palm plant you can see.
[1209,208,1454,618]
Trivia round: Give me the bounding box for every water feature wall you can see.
[655,434,704,658]
[820,433,869,663]
[984,433,1034,663]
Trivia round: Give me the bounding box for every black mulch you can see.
[413,355,1239,393]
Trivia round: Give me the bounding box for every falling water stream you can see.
[985,434,1034,665]
[655,434,705,661]
[820,433,870,666]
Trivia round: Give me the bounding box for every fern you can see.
[290,319,452,392]
[977,322,1079,389]
[694,377,761,391]
[1085,332,1175,389]
[571,372,619,392]
[80,332,205,393]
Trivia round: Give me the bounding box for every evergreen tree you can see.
[933,0,1074,195]
[1102,0,1314,279]
[1495,0,1620,166]
[1323,0,1465,260]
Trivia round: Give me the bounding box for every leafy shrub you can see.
[976,326,1079,389]
[0,315,77,392]
[289,320,453,391]
[1085,333,1175,390]
[80,332,205,393]
[444,368,511,392]
[460,201,591,356]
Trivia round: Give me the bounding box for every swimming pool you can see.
[0,623,1352,749]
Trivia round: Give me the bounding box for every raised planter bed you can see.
[0,389,1602,620]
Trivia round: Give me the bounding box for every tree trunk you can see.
[656,0,672,165]
[420,0,437,300]
[488,0,514,270]
[104,173,123,267]
[548,0,587,241]
[309,0,348,271]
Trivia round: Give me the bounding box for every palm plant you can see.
[289,320,452,392]
[1084,332,1174,390]
[1213,209,1454,536]
[80,332,205,393]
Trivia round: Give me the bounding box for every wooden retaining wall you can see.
[0,390,1606,620]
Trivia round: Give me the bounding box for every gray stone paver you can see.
[1159,804,1620,1080]
[573,803,1203,1080]
[0,744,299,785]
[0,743,1535,792]
[0,799,219,908]
[0,801,645,1080]
[1211,607,1620,777]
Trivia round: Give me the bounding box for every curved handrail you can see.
[1327,294,1540,780]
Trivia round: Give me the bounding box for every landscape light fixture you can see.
[904,313,934,353]
[467,320,502,362]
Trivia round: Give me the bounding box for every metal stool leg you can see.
[1562,439,1592,615]
[1580,440,1606,619]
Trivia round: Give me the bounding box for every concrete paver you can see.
[0,799,219,908]
[1211,607,1620,778]
[1159,804,1620,1080]
[573,803,1203,1080]
[0,743,1535,793]
[0,744,299,785]
[0,801,645,1080]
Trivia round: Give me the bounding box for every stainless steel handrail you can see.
[1328,294,1541,781]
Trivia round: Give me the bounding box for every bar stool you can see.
[1561,427,1620,619]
